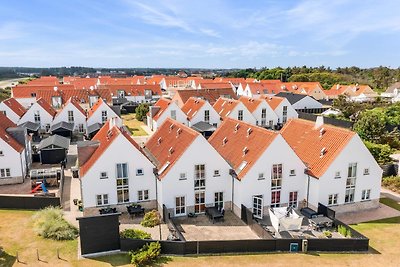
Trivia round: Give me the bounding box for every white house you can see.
[213,97,256,125]
[181,97,220,128]
[146,98,187,131]
[52,97,87,134]
[261,95,298,125]
[238,96,279,128]
[281,117,382,213]
[0,98,26,124]
[209,118,307,219]
[275,92,323,113]
[86,98,119,129]
[78,118,156,215]
[143,118,232,217]
[18,98,56,132]
[0,114,30,185]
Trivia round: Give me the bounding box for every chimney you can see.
[336,84,340,90]
[319,127,326,137]
[314,116,324,129]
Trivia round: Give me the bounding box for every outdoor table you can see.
[99,207,117,215]
[127,205,145,218]
[309,216,333,230]
[205,207,224,224]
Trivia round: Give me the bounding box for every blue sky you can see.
[1,0,400,68]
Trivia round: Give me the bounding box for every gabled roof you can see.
[208,118,278,179]
[191,121,216,133]
[275,92,308,105]
[386,82,400,94]
[143,118,199,178]
[26,76,59,86]
[18,121,40,131]
[199,82,232,89]
[259,95,285,110]
[0,113,24,153]
[173,88,237,106]
[280,118,355,178]
[80,121,146,177]
[238,96,264,113]
[87,98,107,119]
[213,97,241,118]
[99,84,162,97]
[55,97,86,119]
[253,81,284,94]
[181,97,207,120]
[50,121,74,132]
[36,98,57,117]
[150,98,172,121]
[1,98,26,117]
[38,134,70,150]
[12,84,74,99]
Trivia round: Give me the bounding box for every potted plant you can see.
[323,230,332,238]
[73,199,78,205]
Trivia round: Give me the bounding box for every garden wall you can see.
[0,194,60,210]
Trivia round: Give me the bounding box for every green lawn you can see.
[121,113,148,136]
[1,197,400,266]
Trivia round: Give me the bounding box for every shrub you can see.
[120,229,151,239]
[323,230,332,238]
[129,242,161,267]
[140,210,161,228]
[338,225,352,238]
[32,207,78,240]
[382,176,400,193]
[135,103,150,121]
[363,141,392,165]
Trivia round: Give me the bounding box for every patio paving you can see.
[336,203,400,224]
[119,213,170,240]
[173,211,260,241]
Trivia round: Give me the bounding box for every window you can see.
[117,90,125,98]
[0,168,11,178]
[138,190,149,201]
[179,173,187,180]
[116,163,129,203]
[258,173,265,180]
[68,110,74,123]
[345,163,357,203]
[96,194,109,206]
[204,110,210,123]
[290,169,296,176]
[34,111,41,123]
[334,171,341,179]
[136,169,144,176]
[238,110,244,121]
[271,191,281,208]
[171,110,176,120]
[253,195,263,219]
[282,106,288,123]
[345,188,355,203]
[271,164,282,189]
[215,192,224,210]
[261,109,266,126]
[194,164,205,190]
[45,124,50,132]
[195,191,205,213]
[289,191,298,208]
[175,196,186,215]
[101,110,108,123]
[213,170,220,177]
[361,189,371,201]
[363,168,370,175]
[0,151,3,156]
[328,194,338,206]
[1,110,6,116]
[78,124,85,133]
[100,172,108,179]
[348,163,357,178]
[52,96,62,108]
[31,93,36,97]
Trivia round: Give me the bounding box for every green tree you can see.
[135,103,150,121]
[354,109,387,143]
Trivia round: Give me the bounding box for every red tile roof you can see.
[208,118,278,179]
[181,97,207,119]
[12,85,75,98]
[172,88,237,106]
[144,118,199,178]
[0,113,23,152]
[56,97,86,118]
[2,98,26,117]
[87,98,106,119]
[246,82,283,95]
[80,121,144,177]
[238,96,264,113]
[151,98,172,121]
[326,84,374,97]
[98,84,162,97]
[26,76,60,86]
[199,82,232,89]
[36,98,57,117]
[213,97,240,118]
[280,118,355,178]
[259,95,285,110]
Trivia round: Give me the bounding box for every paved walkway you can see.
[337,203,400,224]
[381,187,400,202]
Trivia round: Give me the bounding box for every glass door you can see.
[175,196,186,216]
[252,195,263,219]
[195,191,206,214]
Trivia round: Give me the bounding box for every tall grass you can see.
[32,207,78,241]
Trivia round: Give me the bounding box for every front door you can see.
[175,196,186,216]
[195,191,205,214]
[253,195,263,219]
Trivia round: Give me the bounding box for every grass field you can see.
[121,113,148,136]
[1,197,400,266]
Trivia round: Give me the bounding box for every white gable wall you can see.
[80,134,156,209]
[291,97,323,110]
[188,102,220,127]
[18,103,53,130]
[86,103,119,126]
[274,99,298,124]
[0,138,25,185]
[0,102,21,124]
[251,101,279,127]
[153,102,187,130]
[225,102,257,125]
[52,102,87,132]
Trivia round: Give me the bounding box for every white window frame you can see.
[78,124,85,133]
[179,173,187,180]
[334,171,341,179]
[363,168,370,175]
[101,110,108,123]
[238,110,244,121]
[289,191,298,208]
[34,110,41,123]
[96,194,109,206]
[289,169,296,176]
[258,173,265,180]
[361,189,371,201]
[213,170,220,177]
[136,168,144,176]
[170,110,176,120]
[0,168,11,178]
[215,192,224,210]
[67,110,74,123]
[138,190,149,201]
[271,164,282,189]
[175,195,186,216]
[328,193,338,206]
[204,110,210,123]
[100,172,108,179]
[194,164,205,190]
[116,163,129,203]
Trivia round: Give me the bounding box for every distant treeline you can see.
[226,66,400,91]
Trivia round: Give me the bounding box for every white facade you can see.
[80,134,156,209]
[236,83,246,96]
[15,97,36,109]
[0,138,26,185]
[223,102,257,125]
[232,135,307,217]
[52,102,87,133]
[290,96,323,110]
[187,102,221,127]
[18,103,54,130]
[272,99,298,124]
[0,103,22,124]
[157,136,232,216]
[309,135,382,212]
[86,102,119,127]
[147,102,187,131]
[250,101,279,128]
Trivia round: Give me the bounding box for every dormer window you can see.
[242,147,249,155]
[222,137,228,145]
[247,128,252,137]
